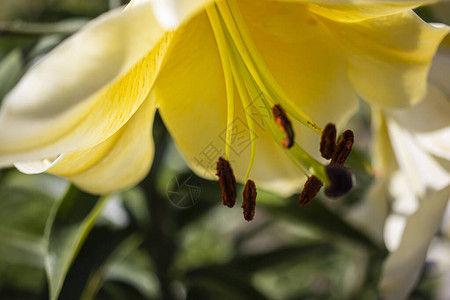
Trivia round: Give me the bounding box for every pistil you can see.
[324,165,354,198]
[297,124,355,204]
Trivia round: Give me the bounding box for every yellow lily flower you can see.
[0,0,447,197]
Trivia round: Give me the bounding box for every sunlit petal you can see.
[0,3,170,166]
[239,0,358,140]
[16,94,157,195]
[309,1,432,22]
[317,11,448,108]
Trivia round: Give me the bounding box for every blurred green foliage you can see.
[0,1,445,299]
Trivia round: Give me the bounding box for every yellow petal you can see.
[0,3,170,166]
[153,11,228,177]
[135,0,440,27]
[308,1,432,22]
[238,1,358,149]
[153,11,298,195]
[16,93,157,195]
[316,10,449,108]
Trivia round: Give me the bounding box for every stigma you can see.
[297,123,355,204]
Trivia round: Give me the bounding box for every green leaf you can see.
[44,184,109,300]
[58,225,133,300]
[96,235,159,299]
[262,197,385,253]
[0,0,51,22]
[0,19,86,36]
[186,266,268,300]
[232,243,334,273]
[0,49,23,100]
[0,180,55,296]
[51,0,109,18]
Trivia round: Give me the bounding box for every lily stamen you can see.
[216,157,237,207]
[242,179,257,221]
[331,130,354,165]
[320,123,337,159]
[298,176,323,206]
[272,104,295,149]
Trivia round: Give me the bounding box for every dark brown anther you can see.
[242,180,257,221]
[216,157,236,208]
[272,104,295,149]
[331,130,354,165]
[298,176,323,206]
[320,123,337,159]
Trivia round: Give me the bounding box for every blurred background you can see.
[0,1,448,299]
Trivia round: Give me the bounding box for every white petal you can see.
[138,0,214,29]
[346,177,390,245]
[384,213,407,252]
[16,94,157,195]
[387,117,450,199]
[379,185,450,300]
[389,45,450,161]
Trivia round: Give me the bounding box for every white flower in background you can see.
[359,38,450,299]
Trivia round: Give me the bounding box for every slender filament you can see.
[208,4,257,181]
[206,6,235,160]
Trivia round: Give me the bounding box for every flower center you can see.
[206,0,354,219]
